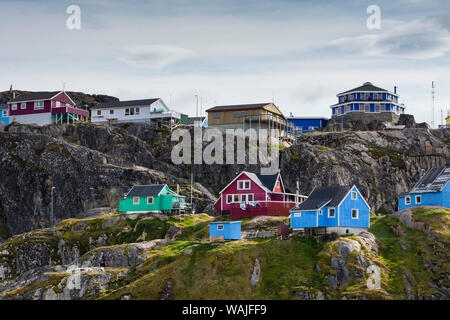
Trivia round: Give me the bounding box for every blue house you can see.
[398,167,450,211]
[209,221,241,240]
[287,117,329,139]
[290,185,371,235]
[0,104,9,126]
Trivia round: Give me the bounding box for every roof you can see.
[410,167,450,194]
[338,82,390,96]
[291,185,352,211]
[92,98,160,109]
[241,171,280,193]
[287,117,329,121]
[126,184,166,197]
[0,104,8,110]
[210,221,241,224]
[187,116,205,125]
[8,91,61,103]
[205,103,272,112]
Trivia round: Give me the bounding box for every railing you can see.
[52,106,89,117]
[229,201,298,219]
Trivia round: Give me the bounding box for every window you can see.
[130,108,135,115]
[234,111,241,118]
[233,194,239,203]
[147,196,153,204]
[237,180,250,190]
[293,212,301,218]
[125,108,130,116]
[405,196,411,205]
[34,101,44,110]
[11,104,17,110]
[97,110,101,116]
[2,110,7,117]
[351,209,359,219]
[247,194,254,201]
[135,107,140,115]
[217,224,224,231]
[227,194,233,204]
[328,208,336,218]
[415,195,422,204]
[110,109,114,115]
[133,197,140,205]
[351,191,357,200]
[214,112,220,119]
[20,103,26,109]
[241,194,247,202]
[318,209,323,215]
[56,101,61,108]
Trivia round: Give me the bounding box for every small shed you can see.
[209,221,241,241]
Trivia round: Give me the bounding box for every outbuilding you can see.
[209,221,241,241]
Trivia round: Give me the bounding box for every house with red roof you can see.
[214,170,307,219]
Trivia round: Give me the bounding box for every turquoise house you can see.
[119,184,186,214]
[290,185,371,235]
[0,104,9,126]
[398,167,450,211]
[209,221,241,240]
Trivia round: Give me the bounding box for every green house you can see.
[119,184,186,214]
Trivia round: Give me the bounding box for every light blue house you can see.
[0,104,9,126]
[290,185,371,235]
[209,221,241,240]
[398,167,450,211]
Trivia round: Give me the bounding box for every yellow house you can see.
[446,115,450,127]
[205,103,293,140]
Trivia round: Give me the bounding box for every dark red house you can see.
[8,91,89,126]
[214,171,307,219]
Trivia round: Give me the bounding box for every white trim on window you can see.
[351,209,359,219]
[405,196,411,205]
[415,195,422,204]
[293,212,301,218]
[237,180,251,190]
[147,196,153,204]
[351,191,357,200]
[2,110,7,117]
[227,194,233,204]
[217,224,224,231]
[318,209,323,215]
[20,103,26,110]
[56,101,61,108]
[97,110,101,116]
[133,197,140,205]
[328,207,336,218]
[11,104,17,110]
[233,194,239,203]
[34,101,44,110]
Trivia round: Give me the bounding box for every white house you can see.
[91,98,183,125]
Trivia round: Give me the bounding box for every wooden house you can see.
[0,104,9,126]
[398,166,450,211]
[214,171,307,219]
[205,103,293,141]
[119,184,186,214]
[209,221,241,241]
[290,185,371,235]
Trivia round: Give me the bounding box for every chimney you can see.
[13,92,16,99]
[394,86,397,94]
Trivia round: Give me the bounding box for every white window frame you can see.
[328,207,336,218]
[147,196,153,204]
[415,195,422,205]
[217,224,224,231]
[237,180,251,190]
[351,209,359,219]
[405,196,411,205]
[233,194,239,203]
[11,104,17,110]
[293,212,301,218]
[20,103,26,110]
[351,191,357,200]
[247,194,254,201]
[318,209,323,215]
[34,101,44,110]
[2,110,7,117]
[97,110,101,116]
[110,109,114,115]
[56,101,61,108]
[135,107,140,115]
[133,197,140,205]
[227,194,233,204]
[125,108,130,116]
[241,194,247,203]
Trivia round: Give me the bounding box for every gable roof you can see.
[8,91,62,103]
[126,184,166,197]
[410,167,450,194]
[0,104,8,110]
[338,82,390,96]
[291,185,352,211]
[205,103,272,112]
[92,98,160,109]
[218,171,282,195]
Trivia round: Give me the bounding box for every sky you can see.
[0,0,449,126]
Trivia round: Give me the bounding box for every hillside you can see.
[0,122,448,240]
[0,207,448,300]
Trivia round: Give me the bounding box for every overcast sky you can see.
[1,0,449,125]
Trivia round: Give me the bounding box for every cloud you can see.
[330,15,450,59]
[118,45,194,69]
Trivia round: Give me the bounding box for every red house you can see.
[8,91,89,126]
[214,171,307,219]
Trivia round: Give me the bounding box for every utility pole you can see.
[296,179,299,206]
[195,95,199,117]
[50,186,56,230]
[431,81,436,129]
